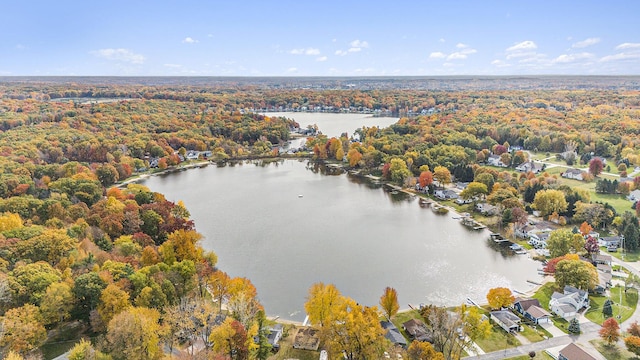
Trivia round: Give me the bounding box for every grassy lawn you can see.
[551,316,570,334]
[591,339,640,360]
[585,286,638,325]
[592,192,634,216]
[390,309,421,342]
[475,324,521,353]
[520,324,546,342]
[532,282,558,308]
[608,249,640,262]
[269,327,320,360]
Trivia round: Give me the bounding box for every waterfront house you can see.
[402,319,431,342]
[561,168,584,181]
[512,298,551,324]
[267,324,284,349]
[487,155,508,167]
[628,189,640,202]
[434,189,458,200]
[475,203,499,216]
[292,327,320,351]
[549,286,589,319]
[490,310,521,333]
[381,321,408,348]
[558,343,599,360]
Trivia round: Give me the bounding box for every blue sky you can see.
[1,1,639,76]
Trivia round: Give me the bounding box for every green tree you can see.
[9,261,62,305]
[603,299,613,318]
[68,339,111,360]
[568,318,581,334]
[460,182,488,202]
[432,166,451,188]
[379,286,399,320]
[73,272,107,320]
[554,259,598,290]
[547,228,582,258]
[533,189,567,217]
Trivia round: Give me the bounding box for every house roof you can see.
[514,298,541,311]
[559,343,597,360]
[527,305,551,319]
[597,264,612,273]
[491,310,520,328]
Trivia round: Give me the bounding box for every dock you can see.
[460,215,486,230]
[489,233,510,243]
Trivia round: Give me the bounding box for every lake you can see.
[140,113,542,322]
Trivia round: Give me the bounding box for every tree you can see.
[73,271,107,320]
[584,236,600,257]
[486,287,515,309]
[0,304,47,354]
[603,299,613,318]
[210,317,250,360]
[432,166,451,188]
[589,157,604,176]
[568,318,580,334]
[8,261,62,305]
[628,321,640,337]
[304,282,342,327]
[98,284,131,327]
[600,317,620,346]
[533,189,567,217]
[547,228,584,258]
[460,182,488,202]
[40,282,74,325]
[323,297,386,360]
[389,158,410,185]
[68,339,110,360]
[418,171,433,189]
[579,221,594,236]
[406,341,445,360]
[209,270,231,311]
[96,164,120,187]
[106,307,164,360]
[347,149,362,167]
[625,335,640,356]
[554,259,598,290]
[379,286,399,320]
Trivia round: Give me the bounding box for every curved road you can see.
[466,257,640,359]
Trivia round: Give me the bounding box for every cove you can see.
[140,160,542,322]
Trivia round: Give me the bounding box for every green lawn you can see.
[591,339,640,360]
[532,282,558,309]
[506,352,555,360]
[551,316,570,334]
[519,325,546,342]
[585,286,638,325]
[390,309,421,343]
[475,324,521,353]
[607,248,640,262]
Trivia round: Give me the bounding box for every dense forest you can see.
[1,79,640,359]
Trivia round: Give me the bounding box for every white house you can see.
[434,189,458,200]
[598,236,622,249]
[515,160,544,174]
[475,203,499,215]
[628,189,640,202]
[487,155,508,167]
[549,286,589,319]
[561,168,584,181]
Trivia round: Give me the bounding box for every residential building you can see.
[558,343,599,360]
[515,160,544,174]
[490,310,521,333]
[561,168,584,181]
[434,189,459,200]
[628,189,640,202]
[487,155,508,167]
[549,286,589,319]
[599,236,622,249]
[380,321,408,348]
[512,298,551,324]
[402,319,432,342]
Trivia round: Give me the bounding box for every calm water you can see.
[141,160,542,322]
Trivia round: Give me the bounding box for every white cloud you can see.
[456,43,468,49]
[572,37,600,48]
[429,52,446,59]
[552,52,594,63]
[446,46,477,61]
[316,56,327,62]
[506,40,537,52]
[600,52,640,62]
[290,47,320,55]
[439,38,445,43]
[615,43,640,50]
[90,48,145,64]
[182,37,198,44]
[335,50,347,56]
[286,67,298,73]
[506,51,537,60]
[207,34,214,38]
[348,47,362,53]
[350,40,369,48]
[491,59,511,67]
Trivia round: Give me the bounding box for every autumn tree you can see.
[304,282,342,327]
[40,282,74,325]
[347,148,362,167]
[210,317,250,360]
[418,171,433,189]
[584,236,600,257]
[600,317,620,346]
[406,341,445,360]
[0,304,47,354]
[532,189,567,217]
[432,166,451,188]
[379,286,399,320]
[547,228,584,258]
[554,259,598,290]
[389,158,410,185]
[106,307,164,360]
[579,221,593,236]
[460,182,488,202]
[68,339,110,360]
[98,284,132,327]
[625,336,640,357]
[589,157,604,176]
[486,287,515,309]
[210,270,232,311]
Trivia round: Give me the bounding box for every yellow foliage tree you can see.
[0,212,22,232]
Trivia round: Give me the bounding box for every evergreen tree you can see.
[568,318,581,334]
[603,299,614,318]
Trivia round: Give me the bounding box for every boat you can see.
[298,194,303,198]
[509,243,528,254]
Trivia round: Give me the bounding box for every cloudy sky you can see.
[1,0,639,76]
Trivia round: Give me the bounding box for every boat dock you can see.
[460,215,486,230]
[489,233,510,243]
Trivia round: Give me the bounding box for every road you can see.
[466,256,640,359]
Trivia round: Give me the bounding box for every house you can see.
[549,286,589,319]
[528,232,550,249]
[267,324,284,349]
[402,319,432,342]
[592,254,612,266]
[599,236,622,249]
[490,310,521,333]
[595,270,612,294]
[380,321,408,348]
[512,298,552,324]
[455,197,473,204]
[561,168,584,181]
[186,150,200,160]
[475,203,499,215]
[558,343,599,360]
[487,155,508,167]
[292,327,320,351]
[434,189,458,200]
[515,225,536,239]
[628,189,640,202]
[515,160,544,174]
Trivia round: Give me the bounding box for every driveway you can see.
[539,321,566,337]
